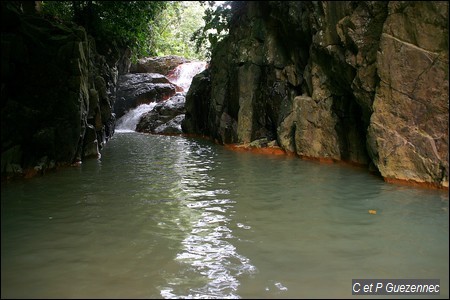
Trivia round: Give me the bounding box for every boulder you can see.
[114,73,177,119]
[130,55,190,75]
[181,68,212,135]
[136,95,186,135]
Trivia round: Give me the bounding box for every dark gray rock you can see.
[130,55,190,75]
[1,3,118,179]
[181,68,213,136]
[136,95,186,135]
[114,73,177,119]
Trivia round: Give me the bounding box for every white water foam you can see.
[168,61,207,92]
[115,102,157,132]
[115,60,207,132]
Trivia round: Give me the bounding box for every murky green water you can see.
[1,132,448,298]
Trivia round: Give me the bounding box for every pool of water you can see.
[1,132,448,298]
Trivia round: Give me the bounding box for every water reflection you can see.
[159,138,256,299]
[1,133,448,299]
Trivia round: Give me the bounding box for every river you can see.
[1,131,448,298]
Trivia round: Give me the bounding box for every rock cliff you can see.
[1,3,119,179]
[183,1,448,188]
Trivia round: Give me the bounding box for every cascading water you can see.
[115,60,207,132]
[167,61,208,92]
[115,103,158,132]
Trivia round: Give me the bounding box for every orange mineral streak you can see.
[384,177,448,190]
[224,144,287,156]
[180,133,215,141]
[128,132,449,191]
[3,162,73,182]
[298,155,335,164]
[23,168,38,179]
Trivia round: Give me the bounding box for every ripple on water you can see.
[160,196,257,299]
[1,133,448,299]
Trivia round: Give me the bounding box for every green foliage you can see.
[40,1,73,21]
[41,1,167,59]
[192,1,233,59]
[148,2,208,60]
[40,1,234,61]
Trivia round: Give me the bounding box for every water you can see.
[168,61,207,92]
[115,103,158,132]
[1,132,448,298]
[115,61,207,133]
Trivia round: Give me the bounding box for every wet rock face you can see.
[135,95,186,135]
[181,68,213,137]
[1,3,117,178]
[184,1,449,188]
[130,55,190,75]
[114,73,177,119]
[366,1,449,187]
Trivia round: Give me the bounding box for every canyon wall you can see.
[183,1,448,188]
[1,3,119,179]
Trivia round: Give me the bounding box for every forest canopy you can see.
[41,1,233,61]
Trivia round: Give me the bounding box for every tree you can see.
[149,1,208,60]
[191,1,233,59]
[41,1,168,59]
[41,1,236,61]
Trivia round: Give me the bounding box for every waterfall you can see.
[115,60,207,132]
[115,103,157,132]
[167,61,207,92]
